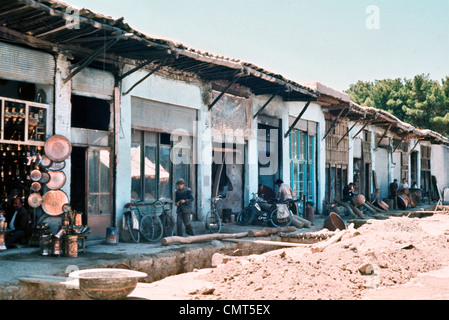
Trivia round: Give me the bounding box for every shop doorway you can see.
[212,142,246,218]
[71,146,113,238]
[258,123,281,198]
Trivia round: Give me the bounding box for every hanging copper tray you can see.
[30,170,42,182]
[47,171,66,190]
[31,182,42,192]
[40,155,53,168]
[45,135,72,162]
[28,193,43,209]
[42,190,69,216]
[39,172,51,184]
[48,161,66,172]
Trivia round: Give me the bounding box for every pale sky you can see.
[67,0,449,91]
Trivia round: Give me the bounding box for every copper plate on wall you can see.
[40,155,53,168]
[47,171,66,190]
[39,172,51,184]
[42,190,69,216]
[44,135,72,162]
[28,193,43,208]
[48,161,66,172]
[30,170,42,182]
[31,182,42,192]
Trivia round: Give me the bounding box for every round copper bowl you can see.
[40,155,53,168]
[31,182,42,192]
[44,135,72,162]
[42,190,69,216]
[30,170,42,182]
[323,212,347,232]
[47,171,66,190]
[39,172,51,184]
[28,193,43,209]
[352,195,366,207]
[48,161,66,172]
[69,269,147,300]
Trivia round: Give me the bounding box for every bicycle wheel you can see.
[163,210,176,237]
[140,215,163,242]
[125,210,140,243]
[238,206,256,226]
[205,211,222,234]
[270,208,293,228]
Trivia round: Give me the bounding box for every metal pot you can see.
[44,135,72,162]
[323,212,346,232]
[42,190,69,216]
[378,201,389,211]
[352,195,366,207]
[397,195,409,210]
[47,171,66,190]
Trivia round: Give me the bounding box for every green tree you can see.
[346,74,449,137]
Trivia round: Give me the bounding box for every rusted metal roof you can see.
[0,0,318,101]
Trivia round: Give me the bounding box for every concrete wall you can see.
[116,66,206,225]
[432,144,449,192]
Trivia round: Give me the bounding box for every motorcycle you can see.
[237,193,296,228]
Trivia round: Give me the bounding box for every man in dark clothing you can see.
[5,197,30,248]
[175,179,194,236]
[389,179,399,210]
[342,183,355,202]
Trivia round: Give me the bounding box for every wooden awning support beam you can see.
[63,37,121,85]
[117,53,169,81]
[322,107,348,141]
[208,72,245,111]
[410,139,422,153]
[337,121,359,147]
[392,135,409,153]
[284,101,312,139]
[253,86,287,119]
[375,123,393,150]
[352,119,372,140]
[122,60,166,96]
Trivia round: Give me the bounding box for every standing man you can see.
[175,179,194,237]
[389,179,399,210]
[5,197,30,248]
[276,179,293,202]
[276,179,297,215]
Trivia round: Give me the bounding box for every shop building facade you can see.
[1,0,449,241]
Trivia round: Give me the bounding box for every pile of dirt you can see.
[192,215,449,300]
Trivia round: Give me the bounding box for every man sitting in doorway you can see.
[5,197,30,249]
[258,184,275,202]
[342,182,355,203]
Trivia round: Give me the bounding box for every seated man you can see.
[342,183,355,202]
[258,184,275,202]
[371,188,382,206]
[5,197,30,249]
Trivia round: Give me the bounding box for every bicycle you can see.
[204,195,223,234]
[158,202,176,237]
[123,201,165,243]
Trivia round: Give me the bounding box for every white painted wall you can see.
[432,144,449,192]
[116,66,208,224]
[54,54,72,198]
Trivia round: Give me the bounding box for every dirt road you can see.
[130,214,449,300]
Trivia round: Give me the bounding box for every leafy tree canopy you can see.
[346,74,449,137]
